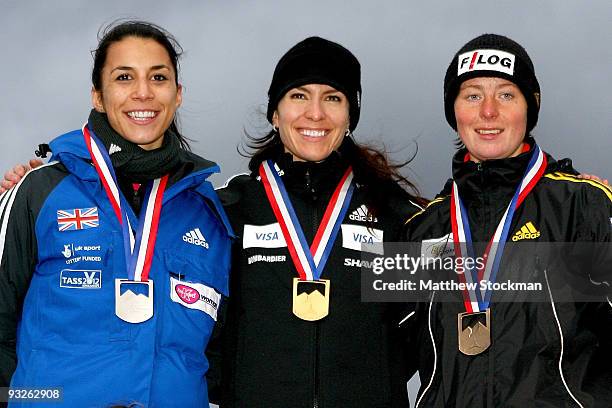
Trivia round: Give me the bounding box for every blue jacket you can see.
[1,129,233,407]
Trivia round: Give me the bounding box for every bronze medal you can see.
[457,308,491,355]
[292,278,330,321]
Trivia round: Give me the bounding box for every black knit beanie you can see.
[444,34,541,133]
[266,36,362,131]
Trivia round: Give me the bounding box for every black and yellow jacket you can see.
[404,139,612,407]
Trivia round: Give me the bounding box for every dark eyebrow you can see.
[293,86,341,95]
[322,89,342,95]
[109,64,171,74]
[110,66,133,74]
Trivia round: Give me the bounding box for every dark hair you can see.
[244,130,426,214]
[92,19,190,150]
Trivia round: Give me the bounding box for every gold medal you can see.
[457,308,491,355]
[292,278,330,321]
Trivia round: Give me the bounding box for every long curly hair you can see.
[243,129,427,215]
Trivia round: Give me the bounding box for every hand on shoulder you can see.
[0,159,43,194]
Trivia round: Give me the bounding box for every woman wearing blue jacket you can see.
[0,21,233,407]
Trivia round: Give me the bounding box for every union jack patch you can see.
[57,207,100,231]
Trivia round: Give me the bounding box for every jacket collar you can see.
[267,140,351,194]
[48,127,234,238]
[49,127,219,184]
[452,137,537,202]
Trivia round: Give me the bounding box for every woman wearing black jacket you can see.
[209,37,425,407]
[404,34,612,408]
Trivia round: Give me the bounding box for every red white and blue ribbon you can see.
[83,124,168,282]
[450,144,547,313]
[259,160,354,281]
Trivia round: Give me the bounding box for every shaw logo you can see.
[512,221,541,241]
[60,269,101,289]
[349,204,378,223]
[344,257,374,268]
[175,284,200,304]
[458,49,515,76]
[183,228,209,249]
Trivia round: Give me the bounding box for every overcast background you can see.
[2,0,611,403]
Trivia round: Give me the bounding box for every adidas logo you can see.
[512,221,540,241]
[349,204,377,223]
[183,228,209,249]
[109,143,122,155]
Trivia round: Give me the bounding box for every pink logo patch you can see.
[175,284,200,304]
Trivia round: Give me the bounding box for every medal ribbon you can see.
[259,160,354,281]
[451,145,547,313]
[82,124,168,281]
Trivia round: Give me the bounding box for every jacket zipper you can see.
[132,183,142,215]
[307,168,321,408]
[476,161,494,406]
[313,323,321,408]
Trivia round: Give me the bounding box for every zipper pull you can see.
[305,169,311,189]
[305,169,318,200]
[132,183,142,213]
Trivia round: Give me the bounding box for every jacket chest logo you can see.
[512,221,541,241]
[57,207,99,231]
[348,204,378,223]
[243,223,287,248]
[182,228,209,249]
[60,269,102,289]
[341,224,384,254]
[170,277,221,321]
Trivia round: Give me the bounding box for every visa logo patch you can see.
[341,224,384,254]
[60,269,102,289]
[243,223,287,249]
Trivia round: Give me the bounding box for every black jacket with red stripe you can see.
[403,140,612,408]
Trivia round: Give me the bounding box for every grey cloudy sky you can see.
[1,1,611,197]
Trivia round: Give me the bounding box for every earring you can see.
[344,128,352,137]
[272,125,279,134]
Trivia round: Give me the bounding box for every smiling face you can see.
[454,77,528,162]
[91,36,182,150]
[272,83,349,162]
